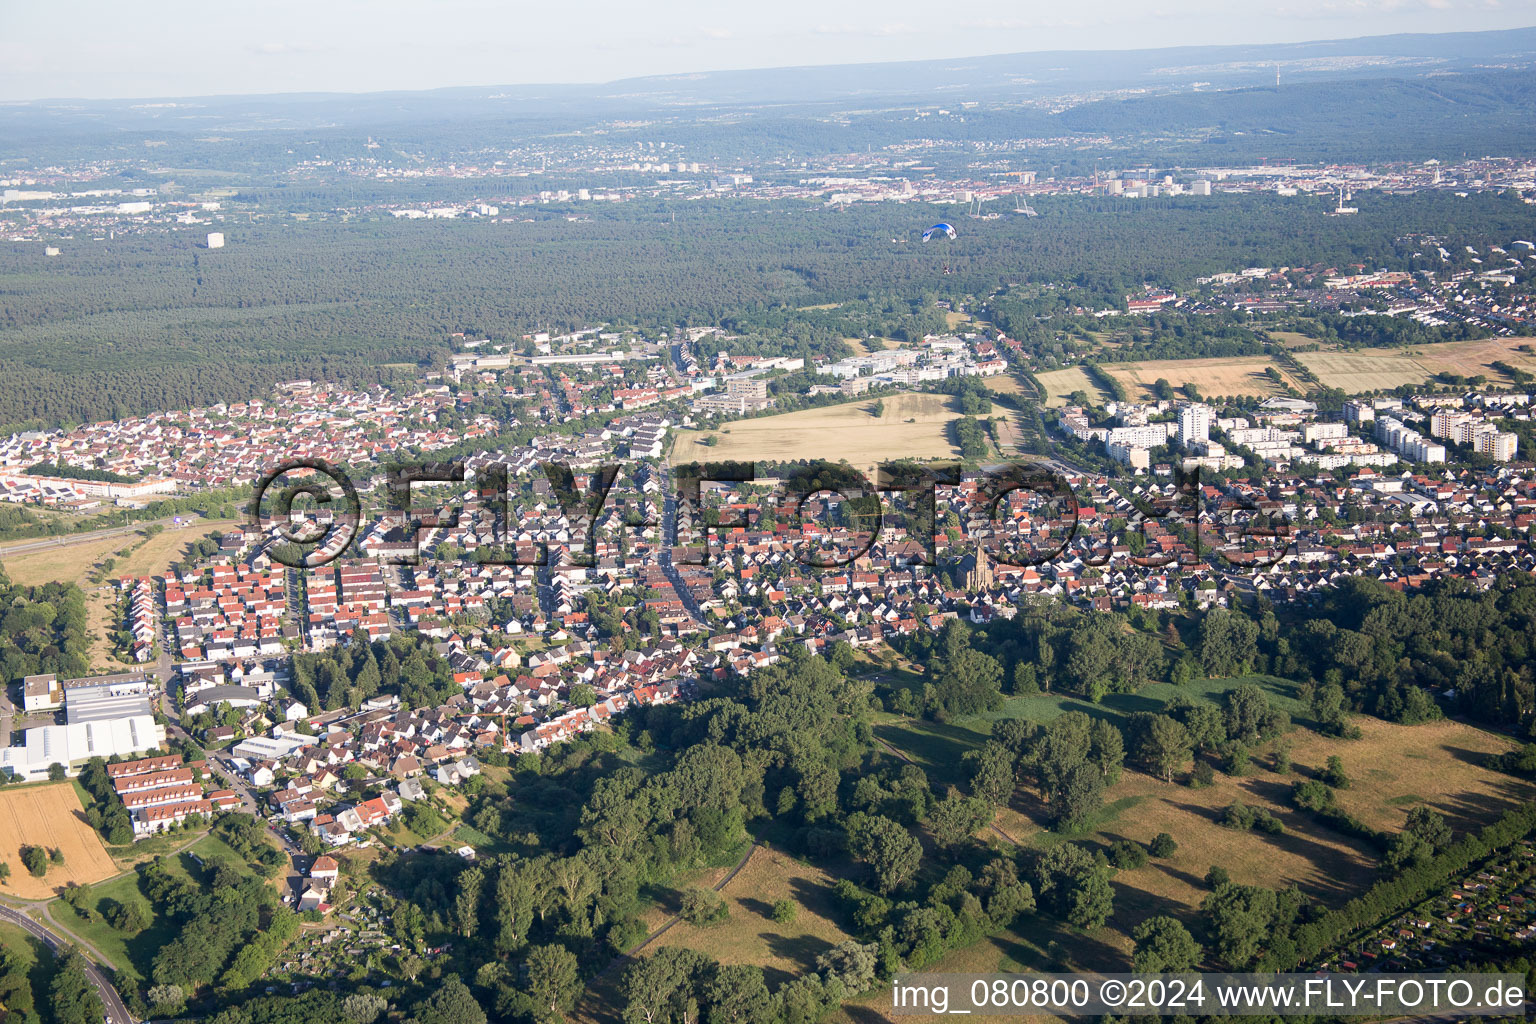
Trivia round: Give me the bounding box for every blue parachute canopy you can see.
[922,223,957,242]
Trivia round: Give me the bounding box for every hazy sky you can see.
[2,0,1533,101]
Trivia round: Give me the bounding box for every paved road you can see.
[658,493,708,626]
[159,704,303,896]
[0,902,135,1023]
[0,515,191,559]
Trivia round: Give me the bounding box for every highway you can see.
[0,902,135,1023]
[0,515,191,559]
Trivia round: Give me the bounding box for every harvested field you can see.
[1296,351,1432,392]
[1098,356,1306,400]
[1036,367,1106,407]
[669,393,963,477]
[0,784,119,898]
[1299,336,1536,392]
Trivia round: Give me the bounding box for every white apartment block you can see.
[1430,411,1519,461]
[1302,422,1349,443]
[1105,423,1170,448]
[1106,442,1152,471]
[1178,404,1212,445]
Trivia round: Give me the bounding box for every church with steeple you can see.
[964,544,995,592]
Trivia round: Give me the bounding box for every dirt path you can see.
[591,841,762,981]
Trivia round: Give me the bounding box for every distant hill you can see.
[593,26,1536,105]
[5,26,1535,131]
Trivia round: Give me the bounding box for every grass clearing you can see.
[0,784,118,898]
[874,674,1310,787]
[645,846,854,987]
[1284,717,1536,835]
[113,520,235,578]
[49,830,275,982]
[870,697,1536,997]
[47,870,173,985]
[982,374,1026,396]
[1268,330,1324,349]
[0,922,50,1002]
[842,337,900,356]
[0,533,130,587]
[669,393,964,478]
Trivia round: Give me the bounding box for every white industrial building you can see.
[0,715,165,781]
[230,732,318,761]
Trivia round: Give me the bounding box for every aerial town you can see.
[7,22,1536,1024]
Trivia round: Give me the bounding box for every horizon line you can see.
[4,23,1533,108]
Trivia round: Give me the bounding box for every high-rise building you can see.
[1178,404,1212,446]
[206,232,225,248]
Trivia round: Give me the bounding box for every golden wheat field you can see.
[1098,356,1307,400]
[0,784,119,898]
[670,392,964,477]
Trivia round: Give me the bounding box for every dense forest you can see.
[0,562,91,689]
[4,190,1534,428]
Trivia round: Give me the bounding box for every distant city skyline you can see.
[1,0,1534,101]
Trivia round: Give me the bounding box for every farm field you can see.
[1035,366,1106,407]
[669,393,963,477]
[0,784,119,898]
[1097,355,1306,400]
[1297,336,1536,392]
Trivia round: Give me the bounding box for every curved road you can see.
[0,902,134,1023]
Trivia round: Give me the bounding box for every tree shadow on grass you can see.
[761,930,835,980]
[739,896,775,919]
